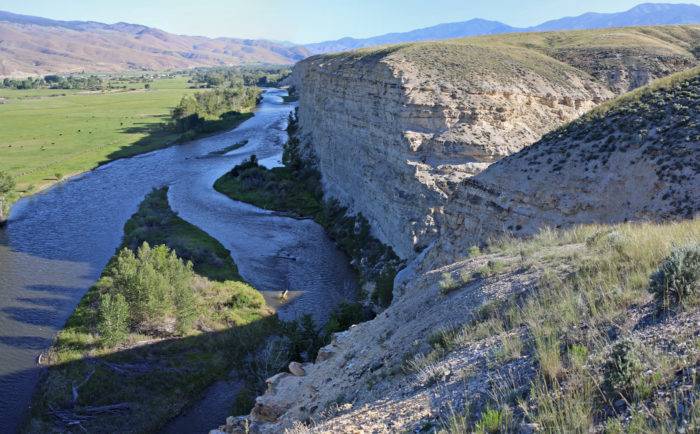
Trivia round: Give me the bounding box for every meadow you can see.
[0,77,198,194]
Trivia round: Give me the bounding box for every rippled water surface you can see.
[0,90,357,432]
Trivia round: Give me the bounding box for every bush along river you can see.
[0,89,357,433]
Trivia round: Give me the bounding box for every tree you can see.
[0,171,15,196]
[97,292,130,346]
[100,242,197,335]
[0,171,16,221]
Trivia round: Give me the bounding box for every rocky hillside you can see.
[291,25,700,259]
[0,10,309,77]
[435,67,700,264]
[214,63,700,434]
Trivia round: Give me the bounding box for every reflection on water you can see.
[0,90,356,432]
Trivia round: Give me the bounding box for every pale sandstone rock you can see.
[266,372,289,393]
[315,346,335,363]
[289,361,305,376]
[291,27,699,259]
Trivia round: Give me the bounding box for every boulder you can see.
[289,361,305,376]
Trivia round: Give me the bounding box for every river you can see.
[0,89,357,432]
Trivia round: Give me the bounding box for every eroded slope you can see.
[214,64,700,434]
[436,67,700,263]
[292,25,700,258]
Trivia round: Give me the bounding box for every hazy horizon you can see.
[2,0,700,44]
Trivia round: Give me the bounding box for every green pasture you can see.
[0,77,197,193]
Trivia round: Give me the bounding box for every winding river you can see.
[0,89,357,432]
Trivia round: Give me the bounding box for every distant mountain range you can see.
[1,3,700,77]
[305,3,700,54]
[0,10,309,77]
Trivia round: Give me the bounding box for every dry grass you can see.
[314,25,700,93]
[427,219,700,431]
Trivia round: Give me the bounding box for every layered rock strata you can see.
[291,26,700,258]
[433,68,700,263]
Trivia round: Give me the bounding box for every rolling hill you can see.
[305,2,700,54]
[0,10,309,77]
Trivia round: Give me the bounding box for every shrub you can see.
[567,344,589,370]
[604,339,643,398]
[324,302,366,336]
[0,171,16,195]
[285,314,322,361]
[649,245,700,310]
[100,242,197,335]
[228,284,265,310]
[475,408,502,434]
[372,267,396,307]
[534,328,562,383]
[473,260,506,279]
[97,292,130,346]
[439,272,458,294]
[174,280,198,335]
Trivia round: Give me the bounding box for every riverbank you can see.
[25,188,282,432]
[214,121,403,308]
[0,88,361,433]
[0,77,256,218]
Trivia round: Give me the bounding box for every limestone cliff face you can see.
[213,67,700,434]
[433,68,700,264]
[291,26,700,259]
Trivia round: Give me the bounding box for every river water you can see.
[0,89,357,432]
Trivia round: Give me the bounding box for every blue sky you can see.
[1,0,698,43]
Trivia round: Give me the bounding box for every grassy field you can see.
[0,77,246,196]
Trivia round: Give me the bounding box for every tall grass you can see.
[433,220,700,431]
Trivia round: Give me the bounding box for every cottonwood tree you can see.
[0,171,16,220]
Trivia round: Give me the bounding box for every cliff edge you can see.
[291,25,700,258]
[216,64,700,434]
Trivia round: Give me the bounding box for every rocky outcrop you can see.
[433,68,700,263]
[291,26,700,259]
[214,221,700,433]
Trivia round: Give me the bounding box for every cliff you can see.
[214,66,700,434]
[434,66,700,264]
[291,25,700,259]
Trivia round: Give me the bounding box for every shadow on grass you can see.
[23,315,281,433]
[101,116,181,164]
[100,111,254,166]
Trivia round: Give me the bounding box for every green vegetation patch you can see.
[122,187,240,282]
[214,115,403,307]
[26,187,278,433]
[208,140,249,156]
[213,154,323,217]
